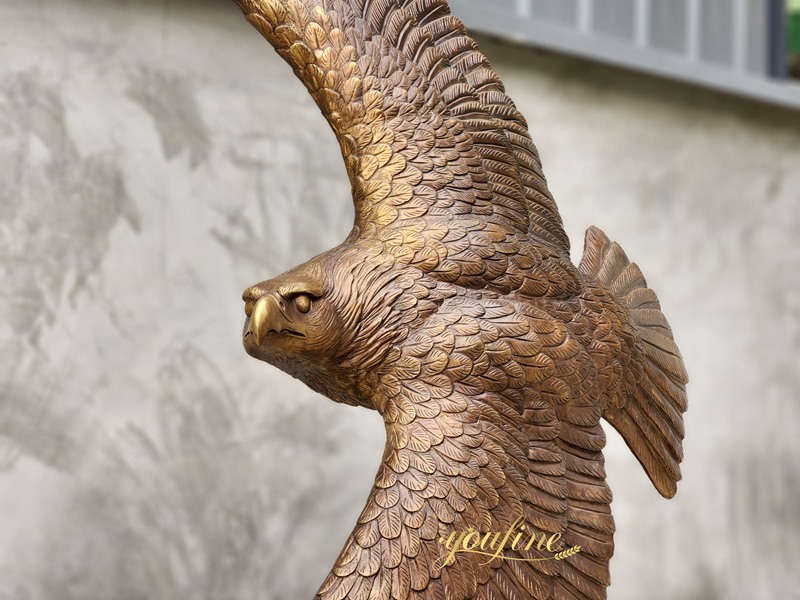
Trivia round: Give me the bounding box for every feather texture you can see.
[232,3,688,599]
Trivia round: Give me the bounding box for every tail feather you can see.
[610,263,646,297]
[579,226,688,499]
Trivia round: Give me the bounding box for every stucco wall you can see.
[1,2,798,599]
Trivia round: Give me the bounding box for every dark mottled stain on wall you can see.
[127,69,211,168]
[0,72,140,341]
[17,346,348,600]
[0,72,140,470]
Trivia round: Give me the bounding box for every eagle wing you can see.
[233,0,579,298]
[317,295,614,600]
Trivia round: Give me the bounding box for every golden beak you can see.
[247,295,302,345]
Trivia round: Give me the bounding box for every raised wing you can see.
[317,294,614,600]
[233,0,579,298]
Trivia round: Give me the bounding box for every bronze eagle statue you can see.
[233,1,688,598]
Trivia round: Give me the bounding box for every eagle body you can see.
[232,1,688,598]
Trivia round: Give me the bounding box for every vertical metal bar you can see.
[768,0,788,77]
[577,0,593,33]
[733,0,748,71]
[687,0,701,61]
[516,0,531,18]
[634,0,650,47]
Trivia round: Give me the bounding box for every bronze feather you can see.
[232,1,688,598]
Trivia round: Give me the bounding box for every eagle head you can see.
[242,256,347,356]
[240,248,413,407]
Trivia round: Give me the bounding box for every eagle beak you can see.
[246,294,303,345]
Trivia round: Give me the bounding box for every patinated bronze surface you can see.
[233,1,688,598]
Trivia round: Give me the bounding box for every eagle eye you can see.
[294,293,312,314]
[244,298,255,318]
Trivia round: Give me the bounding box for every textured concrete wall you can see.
[1,2,798,599]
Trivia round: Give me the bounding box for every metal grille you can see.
[451,0,800,110]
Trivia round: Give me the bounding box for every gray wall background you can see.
[1,1,798,599]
